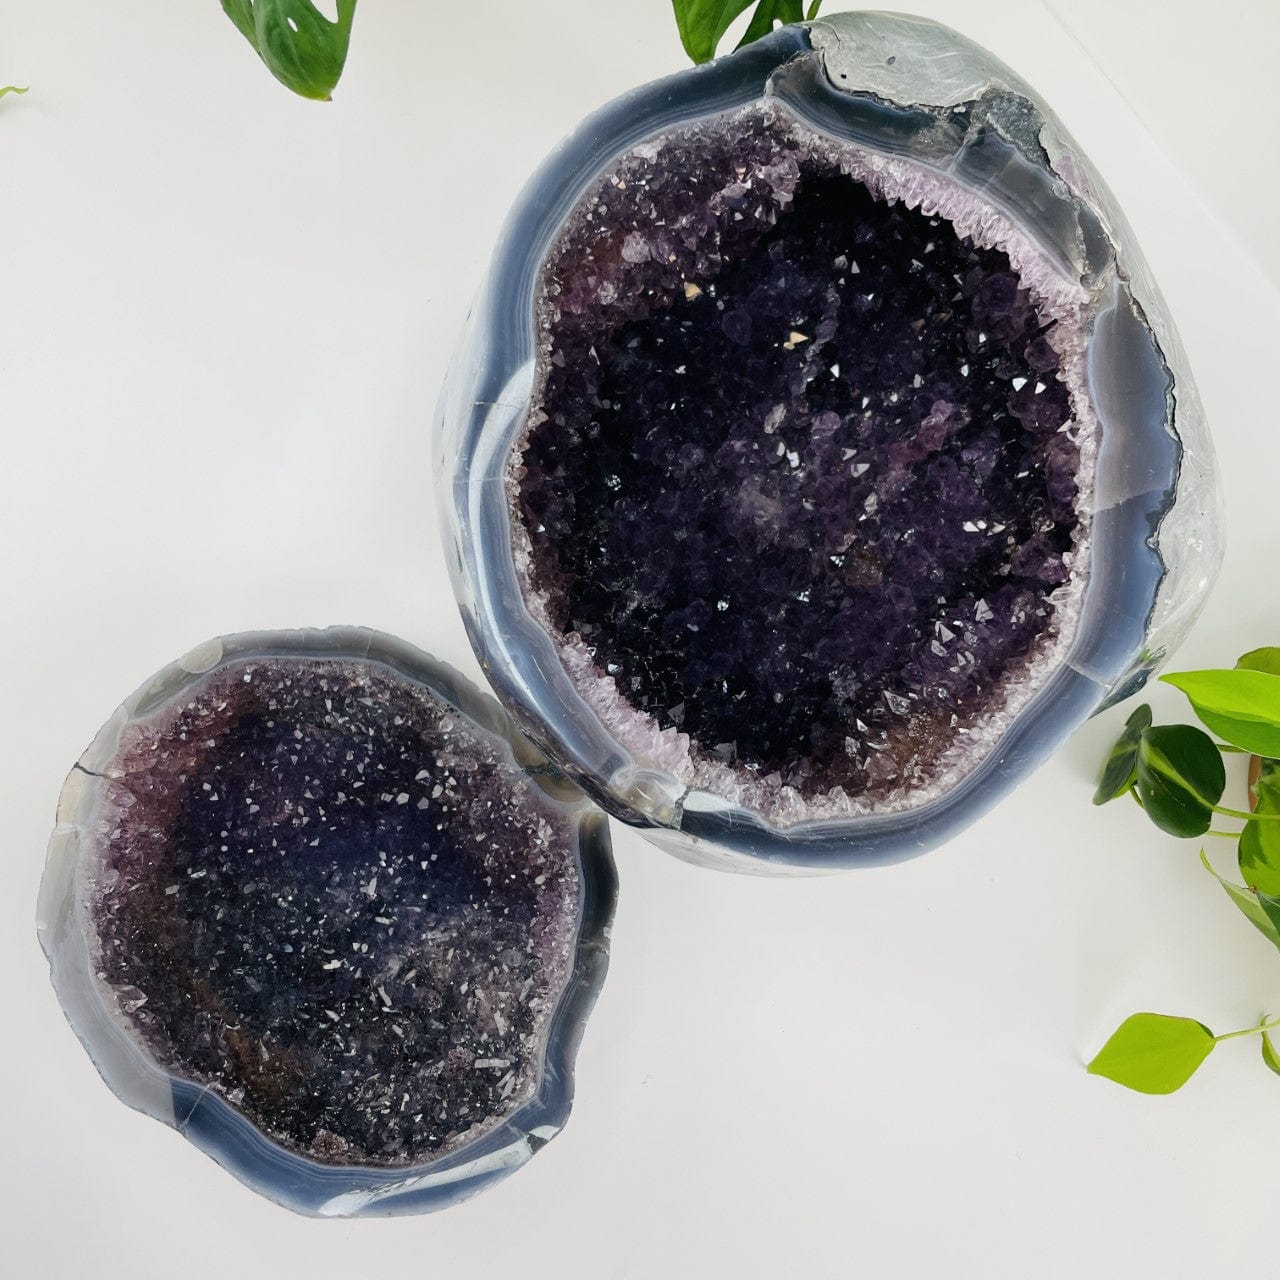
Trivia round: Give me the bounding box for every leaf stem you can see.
[1133,787,1252,835]
[1213,1013,1280,1043]
[1211,803,1280,823]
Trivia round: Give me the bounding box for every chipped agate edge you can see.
[435,15,1222,873]
[36,627,617,1216]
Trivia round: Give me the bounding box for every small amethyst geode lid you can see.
[436,12,1222,871]
[37,628,615,1216]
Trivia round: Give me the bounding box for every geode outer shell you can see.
[436,13,1221,872]
[37,628,615,1216]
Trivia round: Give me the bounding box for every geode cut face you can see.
[516,106,1085,812]
[38,630,614,1216]
[437,14,1222,871]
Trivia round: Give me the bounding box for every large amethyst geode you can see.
[38,629,615,1215]
[437,13,1221,871]
[519,108,1083,811]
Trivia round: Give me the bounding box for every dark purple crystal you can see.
[516,107,1082,797]
[86,655,581,1167]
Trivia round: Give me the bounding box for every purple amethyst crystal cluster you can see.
[510,102,1097,825]
[88,655,577,1167]
[439,14,1218,868]
[40,631,614,1214]
[518,110,1081,801]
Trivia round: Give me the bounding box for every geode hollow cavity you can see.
[436,13,1222,871]
[38,629,615,1216]
[520,109,1083,809]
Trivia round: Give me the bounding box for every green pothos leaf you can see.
[1087,1013,1215,1095]
[1258,890,1280,939]
[1093,704,1152,805]
[1199,850,1280,953]
[222,0,357,101]
[1240,759,1280,896]
[1262,1027,1280,1078]
[1237,648,1280,678]
[1162,668,1280,758]
[1134,724,1225,838]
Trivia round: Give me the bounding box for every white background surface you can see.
[4,3,1280,1276]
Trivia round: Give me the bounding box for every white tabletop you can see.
[4,2,1278,1276]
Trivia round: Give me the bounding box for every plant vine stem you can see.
[1211,803,1278,823]
[1214,1013,1280,1043]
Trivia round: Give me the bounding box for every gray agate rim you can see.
[435,15,1221,872]
[37,626,617,1217]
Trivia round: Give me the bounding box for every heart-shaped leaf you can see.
[1134,724,1225,837]
[1240,759,1280,895]
[1237,647,1280,677]
[1199,850,1280,951]
[1161,668,1280,758]
[1258,890,1280,939]
[1093,703,1152,805]
[1087,1013,1216,1094]
[222,0,357,101]
[1263,1027,1280,1078]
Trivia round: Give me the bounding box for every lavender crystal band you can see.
[436,19,1215,870]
